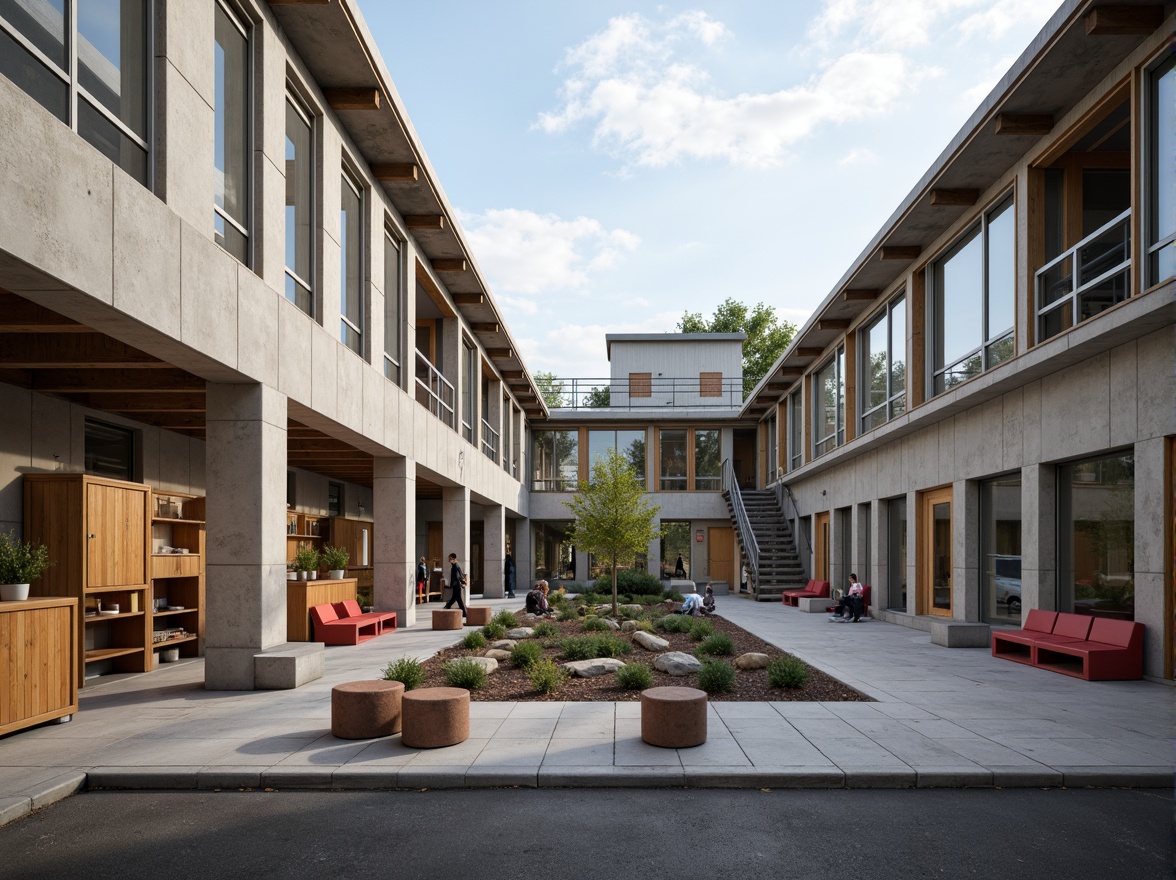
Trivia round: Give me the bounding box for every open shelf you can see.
[153,607,196,619]
[152,634,197,648]
[86,646,144,663]
[151,517,205,525]
[84,610,145,624]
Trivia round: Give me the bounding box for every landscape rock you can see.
[484,649,512,661]
[561,658,627,678]
[465,656,498,674]
[620,620,642,633]
[506,627,534,639]
[654,652,704,676]
[489,640,517,650]
[633,631,670,652]
[736,652,771,670]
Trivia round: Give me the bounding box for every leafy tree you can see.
[534,371,566,408]
[565,449,662,617]
[582,385,610,407]
[678,297,797,397]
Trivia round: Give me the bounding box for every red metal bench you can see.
[334,600,398,635]
[991,611,1143,680]
[310,601,397,646]
[782,579,829,607]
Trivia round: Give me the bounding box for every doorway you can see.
[814,511,830,582]
[708,527,733,587]
[733,429,757,489]
[918,487,953,617]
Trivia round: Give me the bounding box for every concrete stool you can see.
[640,685,707,748]
[432,609,463,630]
[401,687,470,748]
[331,680,405,739]
[465,606,492,626]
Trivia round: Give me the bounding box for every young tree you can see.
[582,385,610,407]
[565,448,661,617]
[534,370,566,408]
[678,297,798,397]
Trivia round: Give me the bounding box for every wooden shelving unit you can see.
[150,491,206,664]
[286,510,330,563]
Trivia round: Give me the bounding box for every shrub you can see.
[689,619,715,642]
[630,618,653,633]
[461,630,487,650]
[319,544,349,571]
[593,569,664,596]
[491,610,519,629]
[696,632,735,657]
[618,604,645,620]
[381,657,425,690]
[767,656,810,689]
[510,640,543,670]
[578,591,609,606]
[582,616,612,632]
[528,659,568,694]
[556,606,579,622]
[482,622,506,641]
[443,657,487,690]
[667,591,684,602]
[561,634,632,661]
[592,634,632,658]
[533,621,559,638]
[656,614,693,634]
[697,659,736,694]
[616,662,653,690]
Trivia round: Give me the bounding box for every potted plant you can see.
[293,544,320,581]
[320,544,349,579]
[0,530,51,601]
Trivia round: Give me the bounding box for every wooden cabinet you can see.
[24,474,152,686]
[0,597,78,735]
[329,517,373,603]
[286,578,358,642]
[149,491,205,664]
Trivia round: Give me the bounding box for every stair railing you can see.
[779,482,812,573]
[722,458,759,587]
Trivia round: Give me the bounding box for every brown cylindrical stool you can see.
[400,686,470,748]
[640,685,707,748]
[432,608,463,630]
[465,606,492,626]
[331,680,405,739]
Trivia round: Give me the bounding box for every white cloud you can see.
[519,311,682,379]
[457,208,639,296]
[838,147,878,166]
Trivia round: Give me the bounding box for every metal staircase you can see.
[722,462,806,601]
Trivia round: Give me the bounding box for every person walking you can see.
[415,556,428,604]
[504,551,516,598]
[443,552,467,617]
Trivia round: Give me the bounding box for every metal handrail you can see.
[481,418,499,461]
[1035,208,1131,329]
[721,458,759,585]
[414,350,455,428]
[780,482,812,563]
[543,376,746,409]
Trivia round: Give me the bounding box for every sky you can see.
[356,0,1063,379]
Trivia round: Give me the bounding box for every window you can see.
[694,429,720,490]
[630,372,651,398]
[656,428,718,491]
[981,475,1021,626]
[502,395,512,474]
[766,414,777,483]
[788,390,802,472]
[0,0,150,184]
[328,482,342,517]
[699,372,722,397]
[340,169,363,355]
[84,419,135,481]
[587,429,646,488]
[887,497,906,611]
[284,94,313,315]
[1146,55,1175,287]
[213,1,250,263]
[383,231,402,383]
[813,347,844,458]
[532,430,578,491]
[932,195,1014,394]
[460,340,475,443]
[661,522,690,580]
[860,294,906,432]
[658,429,687,491]
[532,521,575,580]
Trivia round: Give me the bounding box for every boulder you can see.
[633,631,670,652]
[620,620,642,633]
[506,627,535,639]
[599,618,620,631]
[735,652,771,670]
[465,656,498,674]
[484,649,512,661]
[654,652,704,676]
[489,640,518,650]
[561,658,627,678]
[619,604,644,615]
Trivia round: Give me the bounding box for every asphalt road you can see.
[1,787,1170,879]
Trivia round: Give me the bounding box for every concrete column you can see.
[442,484,470,603]
[484,504,505,598]
[374,455,416,627]
[574,547,590,586]
[1022,464,1055,612]
[905,490,917,615]
[204,383,287,690]
[515,516,532,590]
[1132,437,1166,678]
[954,479,980,621]
[646,516,662,581]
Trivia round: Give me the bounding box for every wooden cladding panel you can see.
[0,599,78,736]
[286,579,358,642]
[700,372,723,397]
[630,372,652,398]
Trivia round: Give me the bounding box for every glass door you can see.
[814,511,830,582]
[919,487,953,617]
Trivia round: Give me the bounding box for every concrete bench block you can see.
[797,596,833,613]
[432,609,463,630]
[401,687,470,748]
[465,606,492,626]
[254,642,324,689]
[930,621,991,648]
[641,685,707,748]
[332,680,405,739]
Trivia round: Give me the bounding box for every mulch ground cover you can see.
[415,604,870,702]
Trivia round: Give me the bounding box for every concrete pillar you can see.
[905,490,917,615]
[1022,464,1055,612]
[515,516,532,590]
[954,479,980,621]
[647,516,662,581]
[1132,437,1165,679]
[204,383,287,690]
[484,504,505,598]
[374,455,416,627]
[442,484,470,603]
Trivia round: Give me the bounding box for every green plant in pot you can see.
[0,530,51,601]
[320,544,349,579]
[293,544,320,581]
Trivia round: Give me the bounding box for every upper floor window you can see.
[659,429,687,491]
[813,347,844,459]
[766,414,777,483]
[860,293,906,432]
[0,0,150,185]
[788,389,802,472]
[284,93,314,315]
[339,169,364,355]
[588,429,646,488]
[694,429,720,490]
[214,1,250,263]
[383,231,402,384]
[460,340,476,443]
[1146,55,1174,287]
[532,430,578,491]
[629,372,651,398]
[932,195,1014,394]
[658,427,719,491]
[84,418,135,481]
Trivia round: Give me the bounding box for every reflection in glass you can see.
[0,20,68,121]
[214,2,249,262]
[813,349,844,457]
[981,476,1021,624]
[931,501,951,612]
[78,96,145,181]
[661,522,690,579]
[1059,453,1134,621]
[532,521,575,581]
[694,429,720,490]
[77,0,146,137]
[1148,57,1175,285]
[340,173,362,354]
[285,98,313,314]
[659,429,687,491]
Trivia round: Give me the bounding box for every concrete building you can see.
[0,0,1171,686]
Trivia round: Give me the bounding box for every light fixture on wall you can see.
[821,489,827,496]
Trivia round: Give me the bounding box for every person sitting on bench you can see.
[701,584,716,616]
[831,574,864,622]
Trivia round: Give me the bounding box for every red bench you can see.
[782,579,829,607]
[826,585,872,618]
[992,611,1143,680]
[310,601,398,646]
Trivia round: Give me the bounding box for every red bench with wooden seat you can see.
[781,579,830,607]
[991,610,1143,680]
[310,601,397,646]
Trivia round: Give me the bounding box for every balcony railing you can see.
[1036,209,1131,342]
[542,376,744,409]
[481,418,499,461]
[415,349,455,429]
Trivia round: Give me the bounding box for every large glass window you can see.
[84,418,135,480]
[788,390,802,471]
[1147,55,1175,287]
[533,521,575,581]
[214,1,249,262]
[284,95,313,315]
[932,196,1014,394]
[1059,452,1134,621]
[813,347,844,458]
[860,294,906,432]
[981,475,1021,625]
[0,0,149,184]
[658,429,687,491]
[460,341,475,442]
[340,170,363,355]
[383,231,401,384]
[532,430,578,491]
[887,496,906,611]
[587,429,646,488]
[694,429,720,490]
[660,521,690,580]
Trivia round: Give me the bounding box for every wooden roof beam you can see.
[324,87,381,111]
[0,295,90,332]
[816,319,850,331]
[879,246,922,261]
[1085,5,1164,35]
[994,114,1053,135]
[28,368,204,393]
[842,289,878,302]
[431,258,467,273]
[373,163,419,182]
[471,322,500,333]
[930,188,979,207]
[794,347,824,358]
[404,215,444,231]
[486,348,513,360]
[452,293,483,305]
